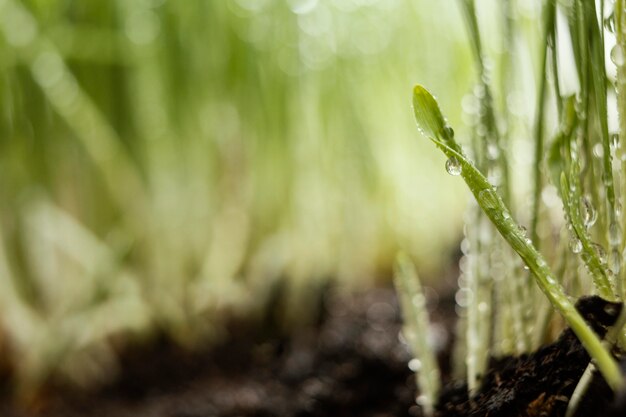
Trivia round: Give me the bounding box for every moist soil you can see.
[0,288,625,417]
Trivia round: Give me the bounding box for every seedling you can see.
[397,0,626,414]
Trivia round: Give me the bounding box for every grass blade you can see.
[412,84,624,391]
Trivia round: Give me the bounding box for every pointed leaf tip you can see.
[412,85,446,140]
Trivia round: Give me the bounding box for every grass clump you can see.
[396,0,626,412]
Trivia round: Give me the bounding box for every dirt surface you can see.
[0,288,448,417]
[1,290,625,417]
[435,296,626,417]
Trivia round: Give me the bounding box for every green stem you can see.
[530,0,555,248]
[413,85,624,390]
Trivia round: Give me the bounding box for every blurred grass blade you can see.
[394,252,440,416]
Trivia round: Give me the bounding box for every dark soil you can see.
[1,290,626,417]
[435,296,626,417]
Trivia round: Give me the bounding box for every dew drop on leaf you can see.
[582,197,597,228]
[591,242,607,264]
[611,133,620,149]
[611,45,625,66]
[445,157,462,176]
[609,222,622,246]
[570,238,583,254]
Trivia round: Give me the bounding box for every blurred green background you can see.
[0,0,542,389]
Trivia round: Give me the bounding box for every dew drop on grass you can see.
[570,238,583,254]
[592,242,608,264]
[592,143,604,158]
[609,248,621,276]
[609,222,622,246]
[445,157,462,176]
[477,188,499,211]
[443,125,455,139]
[616,202,623,216]
[581,197,597,228]
[604,303,619,317]
[611,45,625,66]
[611,133,620,149]
[486,143,500,160]
[408,358,422,371]
[605,14,616,33]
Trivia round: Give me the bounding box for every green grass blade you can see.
[394,253,441,416]
[412,84,624,391]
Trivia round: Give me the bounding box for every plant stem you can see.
[530,0,555,247]
[413,85,624,391]
[394,253,441,417]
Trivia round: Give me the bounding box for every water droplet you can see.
[570,238,583,254]
[488,166,502,186]
[616,202,623,216]
[445,157,462,176]
[518,225,528,236]
[610,248,621,276]
[611,133,620,149]
[609,222,622,246]
[592,242,608,263]
[523,264,530,270]
[444,125,455,139]
[416,394,428,406]
[604,303,619,317]
[593,143,604,158]
[477,188,499,211]
[605,13,616,33]
[408,358,422,372]
[582,197,597,228]
[611,45,625,66]
[487,143,500,160]
[474,83,486,99]
[412,294,425,308]
[455,288,472,307]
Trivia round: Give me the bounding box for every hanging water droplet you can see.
[582,197,597,228]
[611,44,625,66]
[570,238,583,254]
[592,242,608,263]
[616,202,623,216]
[518,225,528,236]
[445,157,462,176]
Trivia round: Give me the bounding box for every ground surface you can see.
[1,289,625,417]
[0,288,443,417]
